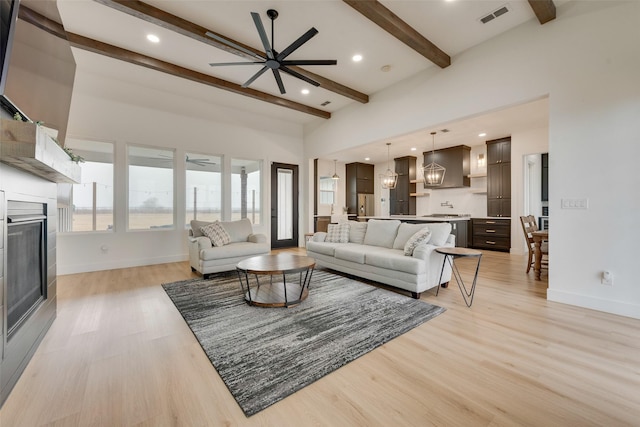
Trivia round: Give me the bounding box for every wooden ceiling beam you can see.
[343,0,450,69]
[528,0,556,25]
[94,0,369,104]
[18,6,331,119]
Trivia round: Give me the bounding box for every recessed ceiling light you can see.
[146,34,160,43]
[301,88,310,95]
[352,54,363,62]
[478,132,487,137]
[365,157,370,161]
[410,147,417,151]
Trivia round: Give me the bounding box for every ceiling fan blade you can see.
[280,60,337,66]
[242,66,269,88]
[280,66,321,87]
[276,28,318,61]
[272,69,286,94]
[251,12,275,60]
[209,61,265,66]
[205,31,265,60]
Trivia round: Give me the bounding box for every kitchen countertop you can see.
[358,215,471,222]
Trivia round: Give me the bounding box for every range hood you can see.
[0,119,80,183]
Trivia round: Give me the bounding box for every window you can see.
[319,176,336,205]
[231,158,261,224]
[185,152,222,225]
[58,139,114,232]
[128,145,174,230]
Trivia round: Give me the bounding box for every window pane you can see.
[277,168,293,239]
[319,177,335,205]
[128,146,174,230]
[58,139,114,232]
[231,158,261,225]
[186,152,222,225]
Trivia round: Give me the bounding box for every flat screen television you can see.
[1,0,20,98]
[0,0,76,144]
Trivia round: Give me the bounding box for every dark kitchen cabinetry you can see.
[390,156,416,215]
[346,162,375,214]
[450,220,468,248]
[471,218,511,252]
[486,138,511,217]
[423,145,471,189]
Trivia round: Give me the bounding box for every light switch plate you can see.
[561,198,589,209]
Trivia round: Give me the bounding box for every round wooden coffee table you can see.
[236,253,316,307]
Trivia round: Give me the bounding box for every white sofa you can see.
[188,218,270,278]
[306,219,454,299]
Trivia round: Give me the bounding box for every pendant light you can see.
[422,131,446,186]
[380,143,398,189]
[332,159,340,180]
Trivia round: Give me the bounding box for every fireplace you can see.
[6,201,47,338]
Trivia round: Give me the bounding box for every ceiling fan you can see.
[157,155,217,167]
[206,9,337,94]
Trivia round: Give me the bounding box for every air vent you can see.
[479,4,510,24]
[321,101,331,106]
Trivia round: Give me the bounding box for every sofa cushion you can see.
[334,245,366,264]
[404,228,432,256]
[365,250,424,275]
[393,223,430,249]
[222,218,254,243]
[426,223,452,246]
[363,219,401,248]
[200,222,231,247]
[306,241,343,257]
[200,242,268,261]
[190,219,213,237]
[326,222,350,243]
[348,221,368,244]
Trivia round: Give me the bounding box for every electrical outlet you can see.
[561,198,589,209]
[601,271,613,286]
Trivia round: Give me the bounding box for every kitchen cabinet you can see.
[389,156,416,215]
[423,145,471,189]
[450,220,468,248]
[470,218,510,251]
[486,138,511,217]
[346,162,375,214]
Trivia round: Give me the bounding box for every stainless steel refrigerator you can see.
[357,193,375,216]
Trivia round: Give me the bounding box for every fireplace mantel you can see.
[0,119,80,183]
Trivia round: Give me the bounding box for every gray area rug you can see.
[162,269,445,416]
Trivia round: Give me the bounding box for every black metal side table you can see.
[435,247,482,307]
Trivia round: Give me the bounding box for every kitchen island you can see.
[357,215,470,247]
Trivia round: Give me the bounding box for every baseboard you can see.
[57,254,189,275]
[547,289,640,320]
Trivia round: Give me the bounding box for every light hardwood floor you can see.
[1,249,639,426]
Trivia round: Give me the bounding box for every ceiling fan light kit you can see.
[380,143,398,190]
[207,9,337,94]
[423,132,446,186]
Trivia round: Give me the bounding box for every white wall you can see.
[58,71,304,274]
[303,2,640,318]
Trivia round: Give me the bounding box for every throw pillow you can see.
[326,223,350,243]
[393,223,430,249]
[200,221,231,247]
[404,228,432,256]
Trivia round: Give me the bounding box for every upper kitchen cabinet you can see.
[487,137,511,164]
[390,156,416,215]
[423,145,471,189]
[486,137,511,217]
[346,162,375,214]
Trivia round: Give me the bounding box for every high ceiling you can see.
[23,0,557,160]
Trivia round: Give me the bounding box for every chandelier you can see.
[422,131,446,186]
[380,142,398,189]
